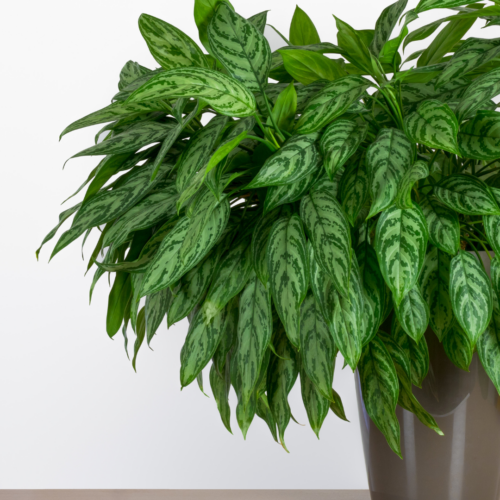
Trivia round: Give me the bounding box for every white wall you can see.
[0,0,494,490]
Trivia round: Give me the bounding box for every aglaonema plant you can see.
[38,0,500,455]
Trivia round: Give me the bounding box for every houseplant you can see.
[38,0,500,462]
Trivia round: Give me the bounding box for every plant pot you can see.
[356,252,500,500]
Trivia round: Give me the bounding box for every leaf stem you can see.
[246,135,278,152]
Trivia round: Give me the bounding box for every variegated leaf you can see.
[357,241,388,346]
[443,321,474,371]
[420,196,460,255]
[180,306,227,387]
[247,133,319,188]
[140,199,229,298]
[300,368,330,438]
[145,288,169,345]
[256,394,279,443]
[455,68,500,123]
[416,0,480,13]
[491,257,500,306]
[370,0,408,56]
[194,0,234,52]
[301,189,352,298]
[435,38,500,89]
[209,362,232,433]
[311,167,344,199]
[419,246,454,341]
[127,67,257,117]
[300,292,336,401]
[138,14,208,71]
[176,115,229,193]
[394,286,430,343]
[340,152,370,227]
[458,111,500,161]
[450,250,493,345]
[233,274,273,408]
[208,3,271,92]
[392,317,429,387]
[212,296,239,375]
[330,388,348,421]
[358,337,402,458]
[267,325,299,452]
[204,239,253,320]
[395,160,429,210]
[132,307,146,371]
[433,174,500,216]
[375,204,428,306]
[252,210,281,287]
[319,119,368,180]
[378,331,412,388]
[248,11,268,33]
[484,215,500,256]
[295,76,372,134]
[367,128,413,218]
[477,297,500,395]
[404,99,460,155]
[268,215,309,348]
[107,273,132,338]
[398,384,443,435]
[118,61,150,91]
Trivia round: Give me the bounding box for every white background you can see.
[0,0,496,490]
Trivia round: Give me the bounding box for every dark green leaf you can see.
[290,6,321,46]
[371,0,408,57]
[443,321,474,371]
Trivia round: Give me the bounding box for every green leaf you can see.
[301,189,352,298]
[233,274,273,408]
[455,68,500,122]
[71,121,174,159]
[357,242,388,346]
[248,11,268,33]
[458,111,500,161]
[300,368,330,438]
[358,337,402,458]
[167,250,219,327]
[138,14,208,71]
[208,4,271,93]
[212,296,239,375]
[140,199,230,298]
[370,0,408,57]
[268,215,309,348]
[416,0,480,13]
[278,50,346,86]
[330,388,348,421]
[395,160,429,210]
[132,307,146,371]
[450,250,493,345]
[443,321,474,371]
[118,61,150,91]
[433,174,500,215]
[309,245,363,370]
[320,119,368,180]
[247,133,318,188]
[127,67,256,118]
[290,6,321,46]
[194,0,234,52]
[419,246,454,341]
[435,38,500,88]
[366,128,414,218]
[391,317,429,387]
[484,214,500,256]
[176,115,229,192]
[375,204,428,306]
[209,362,232,433]
[300,292,336,401]
[296,76,372,134]
[107,273,132,338]
[145,288,169,345]
[267,326,299,452]
[477,304,500,395]
[204,239,253,320]
[60,101,162,140]
[340,152,370,227]
[394,286,430,343]
[180,306,227,388]
[420,196,460,255]
[378,330,412,387]
[404,100,460,155]
[268,83,297,132]
[256,394,279,442]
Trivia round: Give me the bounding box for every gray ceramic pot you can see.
[356,253,500,500]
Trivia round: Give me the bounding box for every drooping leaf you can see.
[477,302,500,395]
[145,288,170,345]
[484,214,500,257]
[300,368,330,438]
[340,152,370,227]
[107,273,132,338]
[247,133,319,188]
[433,174,500,216]
[256,394,279,442]
[375,204,428,306]
[367,128,413,218]
[127,67,256,117]
[419,246,454,341]
[458,111,500,161]
[301,189,352,298]
[212,296,239,375]
[320,119,368,180]
[416,0,482,13]
[443,321,474,371]
[268,215,309,348]
[209,362,232,433]
[295,76,372,134]
[420,196,460,255]
[370,0,408,57]
[394,286,430,343]
[290,6,321,46]
[358,337,402,458]
[395,160,429,210]
[404,100,460,155]
[449,250,493,345]
[138,14,208,71]
[208,4,271,93]
[132,307,146,371]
